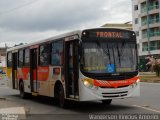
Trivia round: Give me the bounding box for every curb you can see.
[0,97,6,100]
[0,107,26,119]
[140,80,160,83]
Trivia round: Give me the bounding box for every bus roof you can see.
[7,27,134,52]
[7,30,82,52]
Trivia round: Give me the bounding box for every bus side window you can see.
[7,52,12,67]
[51,40,63,66]
[39,43,50,66]
[24,48,29,66]
[18,49,24,67]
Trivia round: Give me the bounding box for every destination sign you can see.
[82,29,134,39]
[96,32,124,38]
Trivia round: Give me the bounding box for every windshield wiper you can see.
[106,44,111,64]
[95,40,111,64]
[116,45,121,65]
[115,40,126,66]
[120,40,126,56]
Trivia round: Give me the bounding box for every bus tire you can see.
[102,99,112,105]
[59,85,68,108]
[19,81,27,99]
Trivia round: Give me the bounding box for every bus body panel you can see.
[17,67,30,81]
[37,66,50,96]
[47,66,64,97]
[7,68,13,88]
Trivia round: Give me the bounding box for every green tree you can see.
[146,57,160,77]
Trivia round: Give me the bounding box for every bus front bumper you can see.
[79,82,140,101]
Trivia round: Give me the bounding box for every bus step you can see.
[69,95,74,98]
[69,95,79,99]
[75,95,79,99]
[32,92,38,96]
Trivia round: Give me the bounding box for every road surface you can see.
[0,78,160,120]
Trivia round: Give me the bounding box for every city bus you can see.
[6,28,140,107]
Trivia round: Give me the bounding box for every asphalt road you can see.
[1,78,160,120]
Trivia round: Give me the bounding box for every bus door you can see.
[12,52,18,89]
[65,40,79,99]
[30,48,38,93]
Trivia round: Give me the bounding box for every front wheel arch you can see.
[54,81,68,108]
[54,81,63,99]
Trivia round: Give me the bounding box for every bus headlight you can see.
[84,80,91,87]
[83,78,93,88]
[135,79,140,86]
[136,79,140,83]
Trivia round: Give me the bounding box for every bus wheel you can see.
[19,81,27,99]
[59,85,68,108]
[102,99,112,105]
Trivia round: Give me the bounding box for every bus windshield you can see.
[81,40,137,74]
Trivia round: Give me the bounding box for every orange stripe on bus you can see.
[37,66,49,81]
[17,67,30,80]
[93,77,139,88]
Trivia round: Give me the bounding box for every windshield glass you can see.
[81,41,137,73]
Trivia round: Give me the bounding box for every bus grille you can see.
[102,91,128,98]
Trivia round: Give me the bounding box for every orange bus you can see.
[6,28,140,107]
